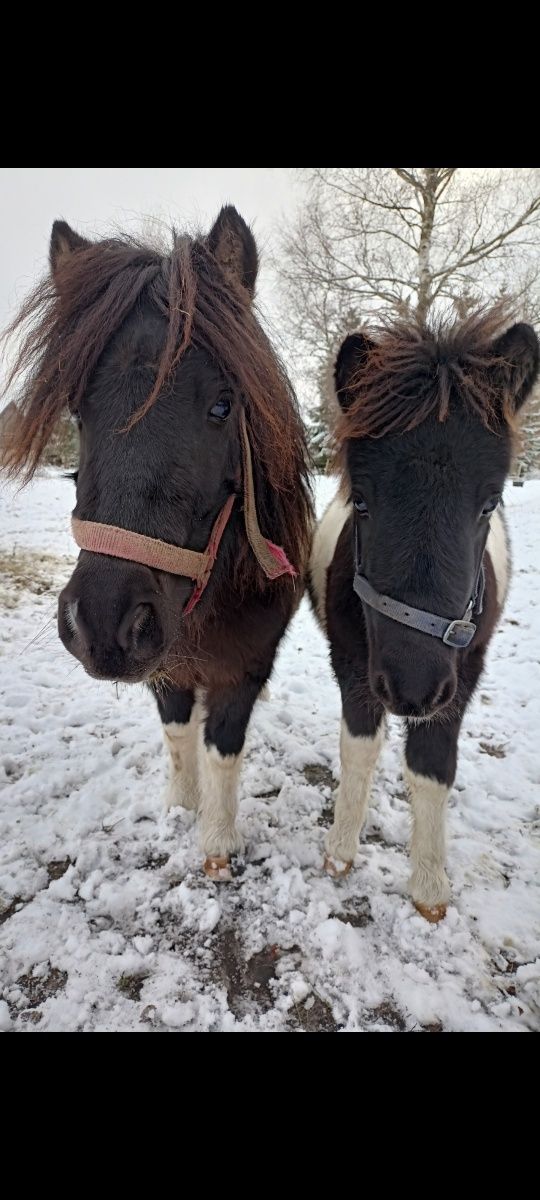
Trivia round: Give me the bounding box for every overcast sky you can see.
[0,168,301,334]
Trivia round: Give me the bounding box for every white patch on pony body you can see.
[404,767,450,908]
[325,720,385,865]
[198,743,245,857]
[163,701,202,812]
[486,509,509,608]
[309,494,351,628]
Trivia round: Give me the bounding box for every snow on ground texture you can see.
[0,474,539,1033]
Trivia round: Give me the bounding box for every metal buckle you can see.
[443,619,476,648]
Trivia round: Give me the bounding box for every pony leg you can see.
[404,720,460,921]
[154,687,200,811]
[199,676,266,879]
[405,648,486,920]
[325,688,385,874]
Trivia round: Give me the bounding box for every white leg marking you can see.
[309,494,351,629]
[405,766,450,913]
[325,720,385,866]
[198,742,245,858]
[486,509,509,608]
[163,706,201,812]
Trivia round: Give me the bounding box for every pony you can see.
[3,207,312,879]
[309,309,538,920]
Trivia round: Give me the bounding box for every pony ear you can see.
[207,206,258,299]
[334,332,376,410]
[491,322,539,412]
[50,220,91,275]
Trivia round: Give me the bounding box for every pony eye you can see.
[481,495,500,518]
[209,396,232,421]
[354,497,369,518]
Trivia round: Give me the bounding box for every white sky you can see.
[0,168,300,333]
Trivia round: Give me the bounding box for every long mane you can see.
[1,230,312,573]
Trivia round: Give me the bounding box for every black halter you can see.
[353,521,487,650]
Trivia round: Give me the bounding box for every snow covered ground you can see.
[0,473,539,1033]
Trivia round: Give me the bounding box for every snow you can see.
[0,472,539,1033]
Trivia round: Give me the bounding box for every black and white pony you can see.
[309,310,538,920]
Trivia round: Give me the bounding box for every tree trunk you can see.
[416,168,438,322]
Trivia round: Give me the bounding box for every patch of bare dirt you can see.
[290,995,341,1032]
[369,1001,407,1031]
[302,763,335,790]
[214,931,283,1016]
[143,853,170,871]
[479,742,507,758]
[0,895,23,925]
[333,897,373,928]
[117,973,148,1001]
[47,858,72,882]
[211,931,343,1030]
[16,965,68,1010]
[20,1010,43,1024]
[0,550,72,606]
[316,802,335,828]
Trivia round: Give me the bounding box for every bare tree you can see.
[515,386,540,480]
[277,168,540,461]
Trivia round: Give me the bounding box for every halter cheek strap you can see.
[353,569,484,649]
[70,408,297,613]
[353,520,488,650]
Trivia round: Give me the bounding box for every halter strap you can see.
[353,520,488,650]
[239,411,297,580]
[71,502,232,582]
[71,408,296,612]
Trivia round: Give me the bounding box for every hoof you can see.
[203,855,232,881]
[414,901,447,923]
[324,855,352,879]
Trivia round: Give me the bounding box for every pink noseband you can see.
[71,408,296,614]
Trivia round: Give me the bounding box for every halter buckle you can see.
[442,619,476,649]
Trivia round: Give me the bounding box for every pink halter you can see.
[71,409,297,614]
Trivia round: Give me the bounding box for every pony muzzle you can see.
[368,628,458,718]
[58,553,179,682]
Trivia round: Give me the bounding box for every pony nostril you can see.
[64,598,80,638]
[130,604,152,648]
[431,677,456,710]
[117,602,161,655]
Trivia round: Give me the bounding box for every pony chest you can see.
[164,593,291,689]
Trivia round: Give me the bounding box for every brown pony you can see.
[309,309,538,920]
[3,207,312,878]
